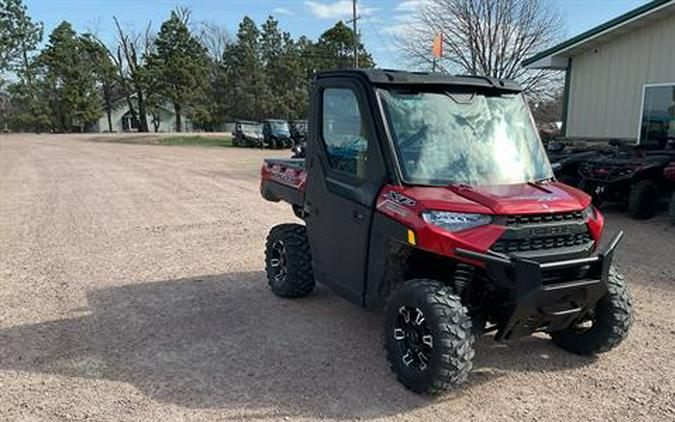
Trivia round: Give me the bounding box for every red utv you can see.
[259,69,633,394]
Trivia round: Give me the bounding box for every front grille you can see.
[491,232,593,254]
[506,211,583,226]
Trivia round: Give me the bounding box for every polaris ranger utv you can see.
[232,120,264,148]
[260,69,633,394]
[263,119,293,149]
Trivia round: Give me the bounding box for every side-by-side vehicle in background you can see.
[263,119,293,149]
[259,69,633,394]
[232,120,264,148]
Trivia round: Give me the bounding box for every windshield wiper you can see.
[531,176,555,184]
[447,182,474,190]
[528,178,554,193]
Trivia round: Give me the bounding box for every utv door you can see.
[305,78,387,304]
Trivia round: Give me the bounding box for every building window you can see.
[639,84,675,146]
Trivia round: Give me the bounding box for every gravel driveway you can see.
[1,134,674,421]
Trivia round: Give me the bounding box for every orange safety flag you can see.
[432,33,443,58]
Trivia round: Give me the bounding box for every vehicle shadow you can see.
[0,271,595,419]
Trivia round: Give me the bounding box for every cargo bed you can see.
[260,158,306,207]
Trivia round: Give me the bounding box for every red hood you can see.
[395,182,590,215]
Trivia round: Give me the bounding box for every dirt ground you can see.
[1,134,674,422]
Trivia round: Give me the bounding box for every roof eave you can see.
[523,55,570,70]
[522,0,674,69]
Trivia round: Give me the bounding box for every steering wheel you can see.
[398,125,429,151]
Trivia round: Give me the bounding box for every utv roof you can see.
[264,119,288,123]
[314,69,522,92]
[235,120,261,124]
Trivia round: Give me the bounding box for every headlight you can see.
[421,211,492,232]
[581,205,596,221]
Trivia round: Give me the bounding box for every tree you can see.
[260,16,300,118]
[38,21,100,132]
[197,21,230,65]
[147,8,209,132]
[81,34,118,132]
[193,21,230,130]
[400,0,563,99]
[113,17,152,132]
[1,0,43,130]
[0,0,43,80]
[222,16,270,121]
[310,21,375,71]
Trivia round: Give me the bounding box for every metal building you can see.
[524,0,675,145]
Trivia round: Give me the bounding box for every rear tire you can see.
[668,192,675,225]
[385,280,475,395]
[264,224,314,298]
[550,267,633,355]
[628,179,659,219]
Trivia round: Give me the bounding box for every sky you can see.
[23,0,649,69]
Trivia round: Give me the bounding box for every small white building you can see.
[90,96,193,133]
[524,0,675,145]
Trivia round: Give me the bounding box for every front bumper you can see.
[456,231,623,340]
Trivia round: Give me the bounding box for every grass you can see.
[157,135,233,148]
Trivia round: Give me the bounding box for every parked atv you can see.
[263,119,293,149]
[547,140,605,187]
[579,145,675,219]
[290,119,308,145]
[232,121,264,147]
[259,69,633,394]
[290,141,305,159]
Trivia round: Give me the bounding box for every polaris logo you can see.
[529,226,570,236]
[388,191,416,207]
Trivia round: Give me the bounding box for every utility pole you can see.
[348,0,360,68]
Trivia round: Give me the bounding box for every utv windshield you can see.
[379,89,552,186]
[269,121,290,134]
[241,123,262,133]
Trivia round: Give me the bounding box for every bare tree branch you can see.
[398,0,564,101]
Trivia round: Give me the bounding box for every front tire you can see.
[385,280,475,394]
[628,179,659,219]
[550,267,633,355]
[264,224,315,298]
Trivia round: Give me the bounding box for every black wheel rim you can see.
[394,306,433,371]
[270,240,287,283]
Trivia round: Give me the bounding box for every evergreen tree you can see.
[312,21,375,70]
[222,16,270,121]
[147,9,209,132]
[38,21,100,132]
[0,0,43,80]
[1,0,44,130]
